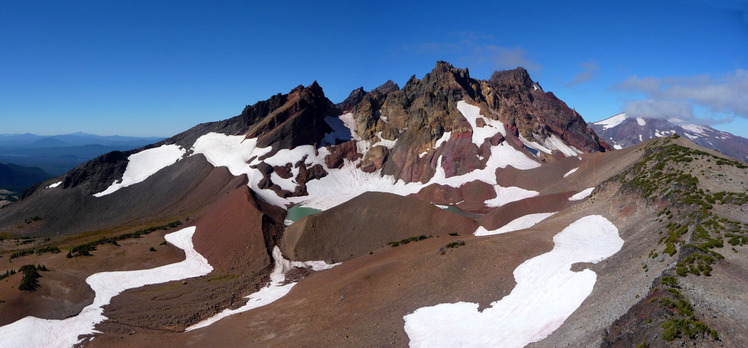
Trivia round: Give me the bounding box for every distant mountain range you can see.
[0,132,163,148]
[589,113,748,162]
[0,133,164,176]
[0,162,53,193]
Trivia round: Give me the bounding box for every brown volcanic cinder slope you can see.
[95,184,287,334]
[280,191,479,262]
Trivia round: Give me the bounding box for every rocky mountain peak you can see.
[489,67,533,89]
[371,80,399,95]
[417,61,475,95]
[337,87,367,113]
[247,82,337,150]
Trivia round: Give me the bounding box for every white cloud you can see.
[474,46,542,72]
[566,60,599,87]
[408,32,542,73]
[616,75,662,94]
[623,99,696,121]
[616,69,748,121]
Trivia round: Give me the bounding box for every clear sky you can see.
[2,0,747,137]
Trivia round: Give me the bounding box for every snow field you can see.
[93,144,186,197]
[404,215,624,347]
[186,246,338,331]
[0,227,212,348]
[47,181,62,188]
[569,187,595,201]
[474,212,557,236]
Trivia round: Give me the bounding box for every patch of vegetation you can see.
[448,232,459,236]
[662,318,719,341]
[445,241,465,249]
[8,245,61,261]
[206,273,239,282]
[611,137,748,275]
[18,264,48,292]
[0,269,17,281]
[651,275,719,343]
[387,235,432,247]
[67,220,182,257]
[24,216,42,224]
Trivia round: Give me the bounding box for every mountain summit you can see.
[589,112,748,162]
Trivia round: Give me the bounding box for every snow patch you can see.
[569,187,595,201]
[484,185,539,207]
[654,129,674,138]
[681,124,707,137]
[457,101,506,145]
[563,167,578,178]
[339,113,360,140]
[0,227,212,348]
[593,113,626,130]
[374,131,397,149]
[434,131,451,148]
[474,212,557,236]
[636,117,646,126]
[404,215,623,347]
[93,144,186,197]
[186,246,337,331]
[519,135,581,157]
[546,135,581,157]
[47,181,62,189]
[613,144,623,150]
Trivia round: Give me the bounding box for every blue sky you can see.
[1,0,747,137]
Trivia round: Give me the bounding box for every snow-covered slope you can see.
[589,113,748,162]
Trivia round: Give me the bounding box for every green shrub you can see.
[445,241,465,249]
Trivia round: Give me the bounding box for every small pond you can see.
[284,205,323,226]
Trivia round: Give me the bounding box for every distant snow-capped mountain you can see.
[589,113,748,162]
